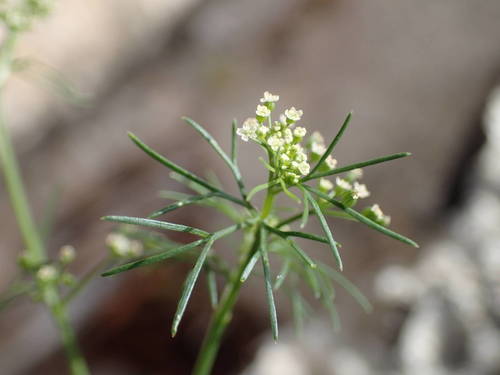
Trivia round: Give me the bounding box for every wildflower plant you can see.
[1,2,104,374]
[102,91,418,375]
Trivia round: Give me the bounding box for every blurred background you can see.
[1,0,500,374]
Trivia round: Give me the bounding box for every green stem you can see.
[0,30,89,374]
[260,190,276,219]
[192,226,260,375]
[259,148,276,220]
[0,31,45,266]
[41,284,90,375]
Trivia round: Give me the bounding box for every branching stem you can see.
[0,29,89,375]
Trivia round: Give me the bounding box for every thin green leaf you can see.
[302,188,343,270]
[247,180,279,201]
[231,119,237,164]
[304,267,322,299]
[128,132,246,207]
[240,251,261,282]
[318,263,372,313]
[324,209,356,221]
[264,224,334,245]
[102,216,210,238]
[300,191,309,229]
[260,227,279,341]
[324,296,341,333]
[102,239,205,276]
[102,224,242,277]
[290,289,305,336]
[148,193,218,219]
[318,277,341,332]
[288,240,317,269]
[302,152,411,182]
[279,178,301,203]
[206,268,218,309]
[182,117,248,201]
[307,112,352,177]
[172,235,216,337]
[258,157,276,173]
[264,224,328,244]
[305,186,419,248]
[274,258,291,290]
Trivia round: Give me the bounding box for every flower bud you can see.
[37,265,58,283]
[59,245,76,265]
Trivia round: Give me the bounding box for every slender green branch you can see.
[192,225,260,375]
[301,152,411,182]
[41,284,89,375]
[0,32,45,266]
[0,29,89,375]
[128,132,248,208]
[305,185,418,247]
[183,117,249,202]
[306,112,352,177]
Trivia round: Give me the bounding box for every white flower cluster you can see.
[237,91,310,183]
[364,204,391,226]
[317,168,370,204]
[106,233,143,258]
[371,204,390,225]
[309,131,337,169]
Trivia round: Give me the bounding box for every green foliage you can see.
[102,92,417,375]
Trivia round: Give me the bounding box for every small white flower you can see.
[280,114,288,125]
[293,126,307,137]
[267,135,284,151]
[353,182,370,199]
[371,204,384,219]
[106,233,131,257]
[285,107,303,122]
[37,265,58,282]
[256,105,271,118]
[295,150,307,162]
[310,131,324,145]
[325,155,337,169]
[283,128,294,144]
[286,172,300,183]
[257,125,269,136]
[349,168,363,180]
[319,178,334,191]
[336,177,352,190]
[370,204,391,225]
[260,91,279,103]
[297,161,310,175]
[59,245,76,264]
[311,142,326,155]
[237,118,259,141]
[280,154,290,162]
[129,240,144,257]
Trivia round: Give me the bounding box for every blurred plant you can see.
[0,2,101,374]
[102,91,418,375]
